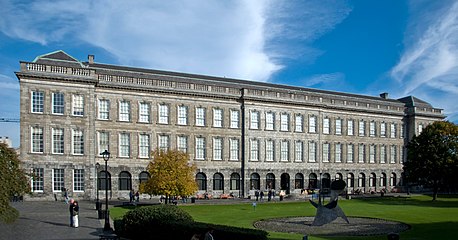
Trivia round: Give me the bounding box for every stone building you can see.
[17,50,445,200]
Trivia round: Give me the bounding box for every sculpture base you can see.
[254,217,410,236]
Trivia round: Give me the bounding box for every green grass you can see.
[110,195,458,240]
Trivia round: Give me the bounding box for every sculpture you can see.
[309,179,349,226]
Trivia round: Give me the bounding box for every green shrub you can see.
[115,204,268,240]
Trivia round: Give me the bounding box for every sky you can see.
[1,0,458,148]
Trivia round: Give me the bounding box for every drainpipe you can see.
[240,88,246,198]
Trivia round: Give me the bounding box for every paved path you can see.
[0,201,104,240]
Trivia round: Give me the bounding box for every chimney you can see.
[88,55,95,64]
[380,92,389,99]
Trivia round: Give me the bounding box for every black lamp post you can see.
[95,162,100,210]
[101,150,111,231]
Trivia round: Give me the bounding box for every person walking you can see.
[72,200,79,228]
[68,199,75,226]
[204,227,215,240]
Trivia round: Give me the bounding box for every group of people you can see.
[254,189,276,201]
[129,190,140,203]
[191,227,215,240]
[68,198,79,228]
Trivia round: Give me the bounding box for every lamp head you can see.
[95,162,100,169]
[101,150,110,162]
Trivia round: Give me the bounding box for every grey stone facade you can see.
[17,51,445,200]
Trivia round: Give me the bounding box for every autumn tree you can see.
[140,149,198,204]
[404,121,458,200]
[0,143,30,223]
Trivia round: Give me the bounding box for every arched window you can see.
[119,171,132,190]
[266,173,276,189]
[230,173,240,190]
[322,173,331,189]
[347,173,354,188]
[308,173,318,189]
[196,172,207,191]
[358,173,366,188]
[390,172,397,187]
[98,171,111,190]
[213,173,224,191]
[380,173,387,187]
[295,173,304,189]
[250,173,260,190]
[139,171,150,185]
[369,172,376,187]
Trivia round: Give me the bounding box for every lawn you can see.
[110,195,458,240]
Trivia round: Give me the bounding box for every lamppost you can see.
[95,162,100,210]
[101,150,111,231]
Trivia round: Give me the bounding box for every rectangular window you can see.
[418,124,423,134]
[177,136,188,153]
[229,139,239,161]
[52,128,64,154]
[295,141,303,162]
[195,137,206,160]
[358,144,365,163]
[250,139,259,161]
[309,116,317,133]
[158,104,169,124]
[265,140,274,162]
[31,127,44,153]
[359,120,365,136]
[158,135,169,151]
[280,140,289,161]
[390,123,396,138]
[390,145,397,163]
[322,143,330,162]
[72,129,84,155]
[400,124,405,139]
[347,144,354,163]
[369,145,376,163]
[347,120,354,136]
[280,113,289,131]
[98,132,109,155]
[381,122,387,137]
[265,112,275,130]
[213,137,223,160]
[98,99,110,120]
[52,92,64,114]
[308,141,316,162]
[31,91,44,113]
[177,106,188,125]
[295,115,303,132]
[53,168,64,192]
[380,145,386,163]
[139,102,150,123]
[370,122,376,137]
[119,101,130,122]
[32,168,44,192]
[213,109,223,128]
[72,95,84,116]
[73,169,85,192]
[230,110,239,128]
[323,118,330,134]
[335,119,342,135]
[139,134,150,158]
[250,111,259,129]
[119,133,130,157]
[335,143,342,163]
[196,107,206,126]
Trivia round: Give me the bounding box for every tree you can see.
[0,143,30,223]
[404,121,458,200]
[140,149,198,204]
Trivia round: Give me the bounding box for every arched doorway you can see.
[308,173,318,189]
[266,173,276,190]
[196,172,207,191]
[98,171,111,191]
[250,173,260,190]
[230,173,240,190]
[322,173,331,192]
[294,173,304,190]
[213,173,224,191]
[119,171,132,191]
[281,173,290,194]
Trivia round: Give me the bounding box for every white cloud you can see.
[302,72,346,88]
[0,0,351,83]
[0,74,19,90]
[390,0,458,122]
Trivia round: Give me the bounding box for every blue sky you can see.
[1,0,458,147]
